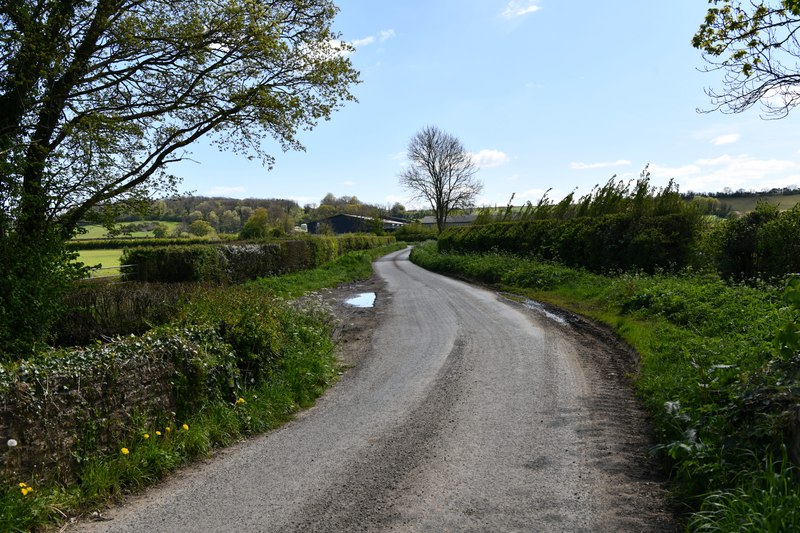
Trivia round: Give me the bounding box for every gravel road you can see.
[72,247,677,532]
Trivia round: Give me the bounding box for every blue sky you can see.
[173,0,800,208]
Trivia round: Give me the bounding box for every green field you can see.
[78,248,124,277]
[74,221,180,239]
[721,193,800,213]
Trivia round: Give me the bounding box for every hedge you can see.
[122,234,395,283]
[438,212,700,273]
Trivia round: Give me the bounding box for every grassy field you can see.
[74,221,180,239]
[721,193,800,213]
[78,248,124,277]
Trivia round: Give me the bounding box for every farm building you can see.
[307,213,406,235]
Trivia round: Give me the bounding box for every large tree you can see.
[0,0,358,354]
[693,0,800,117]
[398,126,482,234]
[1,0,358,239]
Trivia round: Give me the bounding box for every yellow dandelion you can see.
[155,431,162,436]
[182,424,189,431]
[121,447,130,455]
[236,397,246,405]
[21,487,29,496]
[144,434,150,439]
[165,426,171,433]
[18,482,27,488]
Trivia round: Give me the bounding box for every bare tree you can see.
[399,126,483,233]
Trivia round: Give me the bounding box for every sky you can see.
[171,0,800,209]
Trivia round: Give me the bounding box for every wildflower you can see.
[165,427,171,433]
[182,424,189,431]
[144,434,150,439]
[155,431,162,436]
[19,482,27,488]
[21,487,31,496]
[7,438,17,448]
[236,397,246,405]
[121,447,130,455]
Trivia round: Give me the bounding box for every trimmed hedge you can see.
[123,234,395,283]
[67,237,224,251]
[438,212,700,273]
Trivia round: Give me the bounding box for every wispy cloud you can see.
[711,133,740,146]
[502,1,541,19]
[350,36,375,47]
[350,29,396,49]
[342,180,356,187]
[206,186,246,196]
[570,159,631,170]
[471,149,510,168]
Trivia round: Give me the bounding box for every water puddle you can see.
[520,298,568,325]
[345,292,376,308]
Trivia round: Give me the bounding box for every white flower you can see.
[7,439,18,447]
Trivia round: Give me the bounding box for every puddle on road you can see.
[520,298,568,325]
[345,292,376,308]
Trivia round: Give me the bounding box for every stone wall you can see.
[1,348,177,483]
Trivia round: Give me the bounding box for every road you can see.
[73,248,676,532]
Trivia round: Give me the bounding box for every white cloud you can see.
[471,149,510,168]
[570,159,631,170]
[342,180,356,187]
[502,1,541,18]
[649,155,797,192]
[206,186,246,196]
[711,133,740,146]
[350,36,375,48]
[350,29,395,49]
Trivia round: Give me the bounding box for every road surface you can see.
[73,248,675,532]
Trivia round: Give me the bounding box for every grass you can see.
[409,241,799,530]
[78,248,124,267]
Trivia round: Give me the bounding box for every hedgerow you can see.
[122,234,394,283]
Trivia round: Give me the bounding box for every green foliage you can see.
[712,201,800,279]
[392,222,437,242]
[0,230,88,358]
[188,220,215,237]
[239,207,270,240]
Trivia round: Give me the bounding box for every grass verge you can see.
[410,240,799,531]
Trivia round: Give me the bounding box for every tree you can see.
[0,0,357,354]
[398,126,483,233]
[188,219,214,237]
[1,0,357,239]
[693,1,800,117]
[239,207,269,239]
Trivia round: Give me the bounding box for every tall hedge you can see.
[122,235,394,283]
[438,212,700,273]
